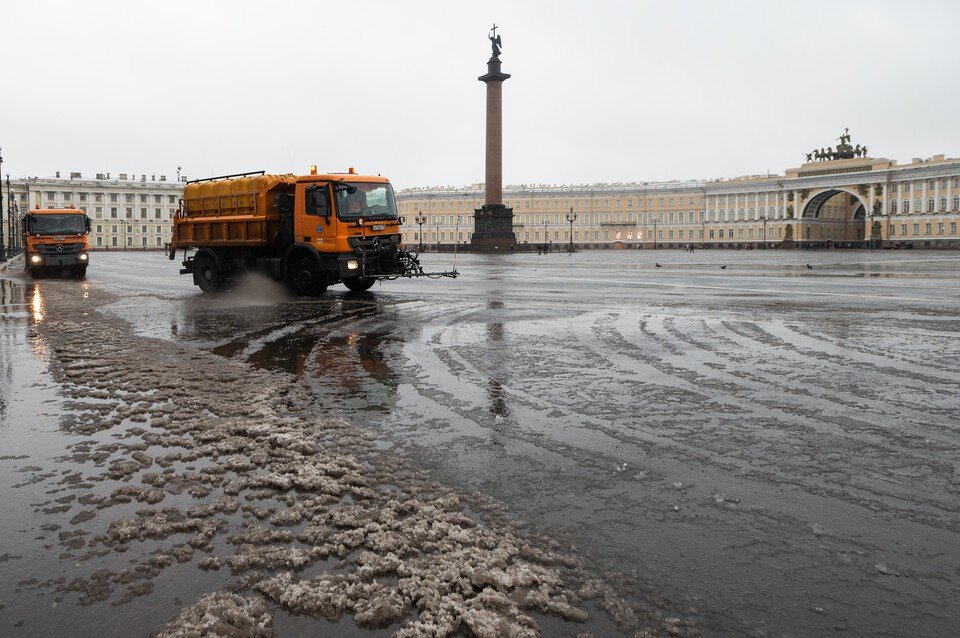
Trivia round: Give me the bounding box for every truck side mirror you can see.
[305,185,331,217]
[85,216,92,232]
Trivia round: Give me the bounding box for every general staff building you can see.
[397,151,960,250]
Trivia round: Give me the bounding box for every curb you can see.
[0,255,24,272]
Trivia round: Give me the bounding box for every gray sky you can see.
[3,0,958,189]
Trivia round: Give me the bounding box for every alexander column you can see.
[471,24,516,253]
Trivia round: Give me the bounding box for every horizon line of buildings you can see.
[3,151,960,250]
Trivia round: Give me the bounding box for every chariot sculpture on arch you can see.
[808,129,869,162]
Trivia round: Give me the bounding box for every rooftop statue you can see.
[807,129,868,162]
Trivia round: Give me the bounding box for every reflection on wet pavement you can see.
[10,249,960,636]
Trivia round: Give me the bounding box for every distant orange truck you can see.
[22,206,92,278]
[170,167,455,294]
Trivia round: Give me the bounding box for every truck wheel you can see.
[74,266,87,279]
[290,258,327,296]
[194,253,224,293]
[29,266,42,278]
[343,277,375,293]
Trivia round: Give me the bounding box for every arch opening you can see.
[800,189,866,244]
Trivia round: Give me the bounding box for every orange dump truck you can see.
[170,168,455,294]
[22,207,92,278]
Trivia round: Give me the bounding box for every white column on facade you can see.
[935,176,941,212]
[793,189,801,239]
[948,176,954,212]
[921,180,927,216]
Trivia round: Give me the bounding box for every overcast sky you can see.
[2,0,957,189]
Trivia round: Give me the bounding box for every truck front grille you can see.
[35,243,83,255]
[348,235,399,257]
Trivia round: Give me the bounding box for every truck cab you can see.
[22,207,92,278]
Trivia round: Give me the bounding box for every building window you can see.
[95,193,103,203]
[951,222,957,235]
[95,207,103,218]
[890,201,897,214]
[110,193,118,203]
[140,194,147,203]
[925,223,932,235]
[126,207,133,218]
[937,223,944,235]
[125,194,133,203]
[912,223,920,235]
[928,197,935,212]
[97,237,103,246]
[915,197,922,212]
[954,196,959,211]
[889,225,895,236]
[141,208,147,218]
[903,199,909,213]
[939,197,946,211]
[168,195,177,204]
[110,207,118,218]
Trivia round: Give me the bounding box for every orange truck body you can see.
[22,207,92,278]
[170,169,411,294]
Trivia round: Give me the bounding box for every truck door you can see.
[299,183,333,250]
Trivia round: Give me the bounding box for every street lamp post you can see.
[565,206,577,253]
[653,218,658,250]
[414,210,426,252]
[0,149,6,262]
[435,219,440,253]
[543,217,548,253]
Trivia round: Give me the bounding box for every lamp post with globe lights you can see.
[565,206,577,252]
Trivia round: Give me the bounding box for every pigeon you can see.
[655,263,663,268]
[720,265,728,270]
[806,264,813,270]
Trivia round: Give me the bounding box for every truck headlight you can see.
[346,259,359,270]
[79,253,88,261]
[30,255,43,264]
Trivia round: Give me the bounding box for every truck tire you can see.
[74,265,87,279]
[289,258,327,297]
[29,266,42,278]
[194,253,224,293]
[343,277,375,293]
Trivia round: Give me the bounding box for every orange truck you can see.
[170,168,455,294]
[22,206,92,278]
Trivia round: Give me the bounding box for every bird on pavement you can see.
[806,264,813,269]
[655,263,663,268]
[720,265,728,270]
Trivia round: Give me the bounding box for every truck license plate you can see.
[371,225,386,231]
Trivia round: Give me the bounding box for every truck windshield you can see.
[334,182,398,221]
[29,214,87,235]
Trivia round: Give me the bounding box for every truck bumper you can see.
[29,254,88,268]
[338,253,406,279]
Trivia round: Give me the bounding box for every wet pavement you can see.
[3,249,960,636]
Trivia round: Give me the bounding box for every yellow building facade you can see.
[397,153,960,249]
